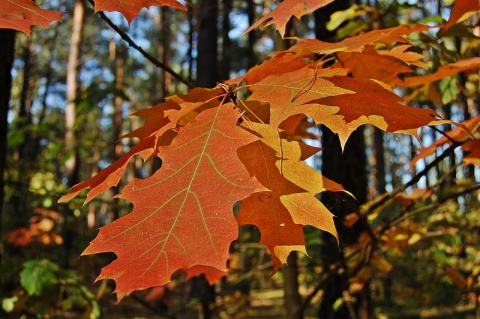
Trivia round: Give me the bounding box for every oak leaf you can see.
[59,88,224,204]
[289,24,430,55]
[81,105,266,300]
[403,57,480,87]
[410,115,480,167]
[184,265,227,284]
[442,0,480,31]
[336,46,415,86]
[94,0,186,24]
[244,0,334,38]
[310,76,443,147]
[237,122,337,271]
[0,0,62,35]
[248,66,352,128]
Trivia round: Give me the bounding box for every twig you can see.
[380,183,480,235]
[88,0,195,89]
[362,140,464,217]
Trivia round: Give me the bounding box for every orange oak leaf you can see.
[58,136,157,204]
[82,105,266,300]
[462,140,480,166]
[310,76,444,147]
[184,265,227,284]
[290,24,430,55]
[242,52,307,85]
[249,66,352,127]
[60,88,225,205]
[237,122,337,271]
[278,114,319,141]
[237,141,308,271]
[403,57,480,87]
[442,0,480,31]
[0,0,62,35]
[377,44,427,69]
[244,0,334,38]
[94,0,186,24]
[337,46,415,86]
[410,115,480,167]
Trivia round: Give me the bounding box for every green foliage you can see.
[20,259,59,296]
[3,259,100,318]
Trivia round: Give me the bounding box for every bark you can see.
[284,252,304,319]
[64,0,86,267]
[221,0,232,81]
[160,7,171,98]
[12,36,34,224]
[111,43,125,221]
[245,0,257,69]
[18,38,34,161]
[65,0,86,187]
[0,29,16,264]
[196,0,218,87]
[315,1,372,318]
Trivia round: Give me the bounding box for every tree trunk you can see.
[196,0,218,87]
[315,1,373,318]
[245,0,258,69]
[284,252,304,319]
[65,0,85,187]
[0,29,16,264]
[111,42,125,221]
[64,0,86,267]
[221,0,232,81]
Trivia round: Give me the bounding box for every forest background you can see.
[1,0,480,318]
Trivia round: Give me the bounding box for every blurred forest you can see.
[1,0,480,318]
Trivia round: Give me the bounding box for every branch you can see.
[361,140,464,217]
[380,183,480,235]
[89,0,195,89]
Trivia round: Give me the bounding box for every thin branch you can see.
[361,140,464,217]
[89,0,195,89]
[380,183,480,235]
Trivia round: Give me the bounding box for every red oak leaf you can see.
[289,24,430,55]
[59,88,225,205]
[245,0,334,38]
[184,265,227,284]
[248,66,352,127]
[0,0,62,35]
[410,115,480,167]
[442,0,480,31]
[81,105,266,300]
[94,0,186,24]
[237,122,337,271]
[404,57,480,87]
[337,46,416,86]
[311,76,444,147]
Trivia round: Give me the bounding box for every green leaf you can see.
[2,296,18,313]
[327,4,362,31]
[436,76,460,104]
[20,259,59,296]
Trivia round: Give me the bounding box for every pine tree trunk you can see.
[0,29,16,264]
[284,252,304,319]
[64,0,86,267]
[196,0,218,87]
[314,1,373,318]
[221,0,232,81]
[245,0,257,69]
[65,0,85,187]
[111,43,125,221]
